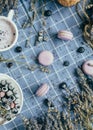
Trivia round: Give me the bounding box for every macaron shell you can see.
[58,30,73,41]
[36,84,49,96]
[82,60,93,75]
[38,51,54,66]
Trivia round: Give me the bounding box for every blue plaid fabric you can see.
[0,0,92,130]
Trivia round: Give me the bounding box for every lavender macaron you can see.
[82,60,93,76]
[38,50,54,66]
[36,84,49,97]
[58,30,73,41]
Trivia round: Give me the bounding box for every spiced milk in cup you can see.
[0,10,18,51]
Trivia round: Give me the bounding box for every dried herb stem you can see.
[76,0,93,48]
[0,0,18,14]
[83,0,90,22]
[22,0,37,28]
[41,0,46,27]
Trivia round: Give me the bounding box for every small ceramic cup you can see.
[0,10,18,52]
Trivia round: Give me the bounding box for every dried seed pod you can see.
[35,30,49,46]
[1,80,6,86]
[39,66,50,73]
[25,39,30,48]
[2,86,8,92]
[5,114,12,121]
[36,84,49,97]
[5,83,9,88]
[6,91,13,97]
[8,95,16,101]
[1,98,7,103]
[3,104,10,111]
[0,108,7,117]
[85,4,93,9]
[22,116,30,126]
[39,30,43,36]
[15,104,20,109]
[43,36,48,42]
[12,108,18,114]
[38,36,43,42]
[27,64,38,71]
[8,85,14,90]
[43,31,48,42]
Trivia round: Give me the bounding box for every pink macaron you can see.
[58,30,73,41]
[82,60,93,76]
[36,83,49,97]
[38,51,54,66]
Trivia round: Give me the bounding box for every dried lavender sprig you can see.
[41,0,46,27]
[76,0,90,22]
[22,67,93,130]
[22,0,37,28]
[76,68,93,95]
[0,0,18,14]
[75,68,93,129]
[76,0,93,48]
[29,0,35,11]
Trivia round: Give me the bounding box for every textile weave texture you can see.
[0,0,92,130]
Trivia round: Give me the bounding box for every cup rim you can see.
[0,16,18,52]
[0,73,23,125]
